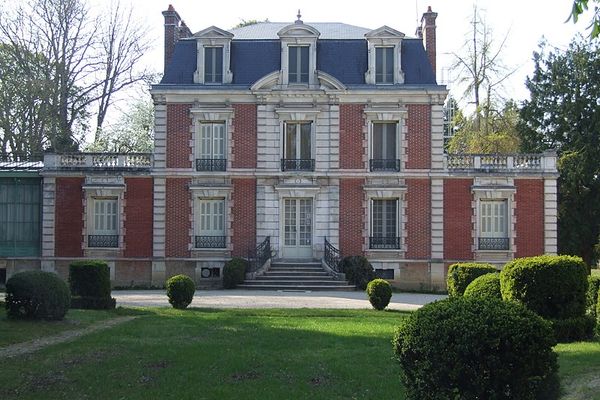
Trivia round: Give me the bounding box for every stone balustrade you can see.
[44,153,152,170]
[445,151,557,173]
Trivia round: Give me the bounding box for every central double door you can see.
[281,198,313,259]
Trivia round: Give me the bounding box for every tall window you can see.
[204,47,223,83]
[288,46,309,83]
[371,122,399,171]
[375,47,394,84]
[0,178,40,257]
[196,122,226,171]
[195,199,226,248]
[370,199,400,249]
[282,122,313,171]
[479,200,509,250]
[89,198,118,248]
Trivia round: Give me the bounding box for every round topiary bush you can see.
[223,257,247,289]
[393,297,559,400]
[5,270,71,320]
[500,255,588,319]
[366,278,392,310]
[447,262,497,296]
[166,275,195,309]
[340,256,375,290]
[463,272,502,300]
[548,315,595,343]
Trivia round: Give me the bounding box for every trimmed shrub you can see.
[597,292,600,336]
[500,255,589,319]
[340,256,375,290]
[393,297,559,400]
[69,260,111,298]
[447,262,497,297]
[366,279,392,310]
[549,315,595,343]
[69,260,115,310]
[5,270,70,320]
[464,272,502,300]
[587,275,600,319]
[223,257,247,289]
[166,275,195,309]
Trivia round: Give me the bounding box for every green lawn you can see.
[0,307,599,400]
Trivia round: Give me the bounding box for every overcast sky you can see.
[96,0,591,103]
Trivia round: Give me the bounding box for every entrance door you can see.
[281,198,313,258]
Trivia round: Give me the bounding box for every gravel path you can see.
[113,289,446,310]
[0,316,137,358]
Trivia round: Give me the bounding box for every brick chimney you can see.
[420,6,438,78]
[162,5,192,73]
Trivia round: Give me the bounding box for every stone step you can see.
[237,283,356,291]
[243,279,348,286]
[268,266,325,272]
[262,273,331,279]
[270,262,323,268]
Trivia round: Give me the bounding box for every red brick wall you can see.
[166,103,192,169]
[444,179,474,260]
[165,178,191,257]
[515,179,544,257]
[55,177,84,257]
[406,179,431,259]
[124,177,153,257]
[339,104,365,169]
[406,104,431,169]
[232,104,257,168]
[339,178,364,255]
[231,178,256,256]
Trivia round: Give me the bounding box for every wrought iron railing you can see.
[247,236,271,272]
[196,158,226,171]
[195,235,226,249]
[478,237,510,250]
[88,235,119,248]
[0,153,43,170]
[369,159,401,172]
[281,158,315,171]
[369,236,401,249]
[324,237,342,273]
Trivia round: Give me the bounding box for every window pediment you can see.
[365,26,405,39]
[194,26,234,39]
[193,26,233,84]
[277,23,320,39]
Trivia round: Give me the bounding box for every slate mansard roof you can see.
[160,22,437,87]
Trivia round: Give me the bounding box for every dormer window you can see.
[376,47,394,84]
[277,18,320,86]
[193,26,233,84]
[365,26,405,85]
[204,47,223,83]
[288,46,309,83]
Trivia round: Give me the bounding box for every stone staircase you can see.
[238,260,354,291]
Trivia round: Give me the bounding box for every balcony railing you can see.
[44,153,152,170]
[196,158,226,172]
[0,153,43,170]
[445,152,556,173]
[247,236,271,272]
[195,235,226,249]
[369,236,401,250]
[478,237,510,250]
[281,158,315,171]
[369,159,401,172]
[324,237,342,273]
[88,235,119,248]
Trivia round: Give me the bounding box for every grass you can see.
[0,307,121,347]
[0,307,598,399]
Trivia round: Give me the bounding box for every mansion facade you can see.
[0,6,558,290]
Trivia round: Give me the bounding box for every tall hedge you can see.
[393,297,559,399]
[587,275,600,319]
[223,258,247,289]
[447,262,497,296]
[5,270,70,320]
[500,255,588,319]
[340,256,375,290]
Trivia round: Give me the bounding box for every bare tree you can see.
[451,6,517,132]
[0,0,150,153]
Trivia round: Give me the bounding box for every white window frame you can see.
[196,122,226,160]
[203,46,224,84]
[370,198,400,249]
[278,23,320,86]
[370,121,400,170]
[375,46,394,84]
[194,198,226,249]
[287,45,310,84]
[364,26,405,85]
[479,199,508,238]
[283,121,313,160]
[88,197,119,248]
[193,26,234,84]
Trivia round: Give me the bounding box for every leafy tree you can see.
[519,37,600,265]
[233,19,269,29]
[447,100,521,154]
[570,0,600,38]
[85,98,153,153]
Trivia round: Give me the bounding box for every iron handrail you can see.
[324,237,342,273]
[247,236,271,272]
